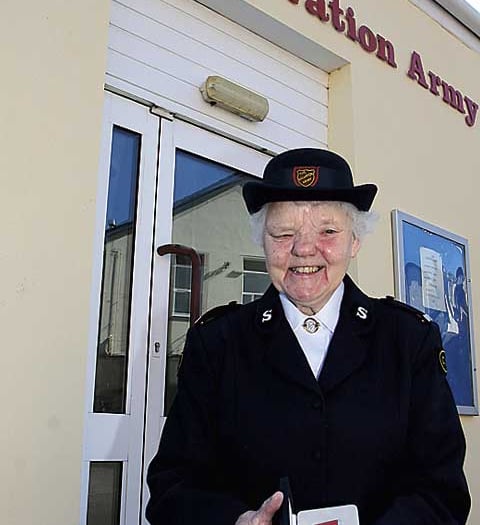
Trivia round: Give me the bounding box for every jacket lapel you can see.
[318,275,376,393]
[254,286,321,395]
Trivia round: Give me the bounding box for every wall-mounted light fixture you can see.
[200,75,269,122]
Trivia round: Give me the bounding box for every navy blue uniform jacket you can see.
[146,276,470,525]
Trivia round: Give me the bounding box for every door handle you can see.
[157,244,202,326]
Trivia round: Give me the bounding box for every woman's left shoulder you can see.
[373,295,432,329]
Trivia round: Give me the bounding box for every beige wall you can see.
[330,8,480,523]
[242,0,480,521]
[2,0,479,523]
[0,2,110,524]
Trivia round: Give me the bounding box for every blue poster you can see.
[402,220,474,409]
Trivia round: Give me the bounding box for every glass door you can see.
[143,120,272,518]
[85,101,273,524]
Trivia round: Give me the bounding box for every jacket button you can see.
[313,450,322,461]
[311,400,323,409]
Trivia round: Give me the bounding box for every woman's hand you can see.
[235,492,284,525]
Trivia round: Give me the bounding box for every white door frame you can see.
[82,94,271,524]
[81,91,160,525]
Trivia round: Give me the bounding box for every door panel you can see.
[85,100,272,524]
[164,149,270,411]
[82,92,159,525]
[143,121,272,519]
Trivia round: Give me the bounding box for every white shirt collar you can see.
[279,281,344,333]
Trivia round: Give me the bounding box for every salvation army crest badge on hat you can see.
[242,148,377,214]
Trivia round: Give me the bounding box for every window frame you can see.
[242,257,270,304]
[171,253,205,319]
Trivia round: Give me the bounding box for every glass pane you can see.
[175,266,191,289]
[243,258,267,272]
[402,221,474,407]
[175,254,191,265]
[94,126,141,413]
[165,149,266,413]
[87,462,122,525]
[242,292,261,305]
[243,272,270,293]
[174,290,190,315]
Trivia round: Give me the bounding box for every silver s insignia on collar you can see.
[262,309,273,323]
[356,306,368,320]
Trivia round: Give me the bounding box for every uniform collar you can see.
[254,276,372,334]
[337,274,375,334]
[318,274,375,392]
[254,284,284,333]
[279,282,344,334]
[255,275,376,395]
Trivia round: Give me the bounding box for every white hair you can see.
[249,201,378,247]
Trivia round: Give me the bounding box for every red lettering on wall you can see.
[305,0,330,22]
[376,35,397,68]
[345,7,357,41]
[441,82,466,114]
[406,51,479,127]
[407,51,428,89]
[464,98,479,127]
[286,1,477,127]
[329,0,345,32]
[428,71,442,95]
[290,0,397,70]
[358,25,376,53]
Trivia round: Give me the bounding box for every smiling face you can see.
[263,201,360,314]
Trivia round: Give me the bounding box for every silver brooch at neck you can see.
[302,317,320,334]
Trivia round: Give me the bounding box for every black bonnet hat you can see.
[242,148,377,214]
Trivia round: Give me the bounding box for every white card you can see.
[294,504,359,525]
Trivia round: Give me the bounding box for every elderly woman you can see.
[146,149,470,525]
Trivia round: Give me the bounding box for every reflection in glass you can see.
[87,462,122,525]
[165,150,270,413]
[242,258,270,304]
[172,255,193,317]
[94,126,141,413]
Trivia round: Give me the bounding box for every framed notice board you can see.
[392,210,478,415]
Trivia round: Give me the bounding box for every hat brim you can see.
[242,181,377,214]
